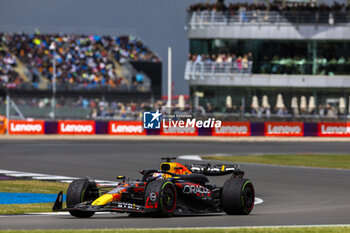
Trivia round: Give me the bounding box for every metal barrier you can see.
[185,61,253,80]
[188,10,350,28]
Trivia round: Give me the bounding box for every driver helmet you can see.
[152,172,164,179]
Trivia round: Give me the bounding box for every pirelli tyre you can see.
[66,178,99,218]
[145,180,177,217]
[221,178,255,215]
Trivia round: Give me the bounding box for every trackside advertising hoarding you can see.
[8,120,45,134]
[318,122,350,137]
[109,121,146,135]
[212,122,250,136]
[160,121,198,136]
[58,121,95,135]
[10,120,350,137]
[264,122,304,137]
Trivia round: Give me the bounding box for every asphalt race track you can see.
[0,140,350,229]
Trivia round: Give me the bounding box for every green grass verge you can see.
[0,180,69,215]
[0,227,350,233]
[203,154,350,169]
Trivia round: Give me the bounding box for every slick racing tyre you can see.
[66,178,99,218]
[145,180,177,217]
[221,178,255,215]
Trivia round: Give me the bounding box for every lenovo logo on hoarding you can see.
[109,121,145,135]
[212,122,250,136]
[265,122,303,137]
[9,120,44,134]
[318,123,350,136]
[161,124,197,136]
[58,121,95,135]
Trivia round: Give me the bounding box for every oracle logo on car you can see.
[183,184,210,194]
[212,122,250,136]
[58,121,95,135]
[109,121,145,135]
[265,122,303,137]
[9,120,45,135]
[318,122,350,137]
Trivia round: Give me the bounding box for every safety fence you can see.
[188,11,350,29]
[3,120,350,137]
[185,61,253,80]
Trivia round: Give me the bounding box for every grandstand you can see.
[0,32,161,93]
[185,0,350,121]
[0,32,162,119]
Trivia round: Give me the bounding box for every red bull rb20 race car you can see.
[53,158,255,218]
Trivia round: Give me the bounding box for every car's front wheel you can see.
[66,178,99,218]
[144,180,177,217]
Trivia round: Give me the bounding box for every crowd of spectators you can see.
[188,52,253,73]
[259,55,350,75]
[189,1,350,13]
[188,51,350,75]
[245,105,341,118]
[98,35,160,63]
[188,1,350,24]
[189,52,252,63]
[0,32,159,90]
[0,46,23,88]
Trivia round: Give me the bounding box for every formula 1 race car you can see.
[53,158,255,218]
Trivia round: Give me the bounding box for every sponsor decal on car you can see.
[183,184,210,194]
[212,122,250,136]
[58,121,95,135]
[8,120,45,135]
[264,122,303,137]
[109,121,145,135]
[318,122,350,137]
[149,192,157,202]
[116,202,142,210]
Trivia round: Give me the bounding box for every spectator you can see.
[0,32,160,90]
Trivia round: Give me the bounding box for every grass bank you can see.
[0,226,350,233]
[203,154,350,169]
[0,180,68,215]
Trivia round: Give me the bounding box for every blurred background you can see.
[1,0,350,123]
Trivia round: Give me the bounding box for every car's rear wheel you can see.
[66,178,99,218]
[144,180,177,217]
[221,178,255,215]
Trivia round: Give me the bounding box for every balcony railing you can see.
[188,10,350,28]
[185,61,253,80]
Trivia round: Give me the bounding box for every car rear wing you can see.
[187,163,244,177]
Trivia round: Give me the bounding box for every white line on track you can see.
[178,155,202,160]
[254,197,263,205]
[0,212,115,217]
[0,169,119,185]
